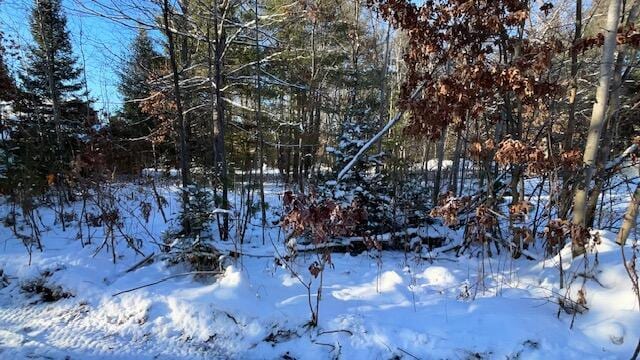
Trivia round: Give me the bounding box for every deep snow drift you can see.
[0,180,638,359]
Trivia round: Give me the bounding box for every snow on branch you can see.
[337,82,425,181]
[605,143,639,170]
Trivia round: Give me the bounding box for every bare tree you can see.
[571,0,622,256]
[161,0,192,232]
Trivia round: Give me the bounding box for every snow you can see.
[426,159,453,171]
[141,167,181,178]
[417,266,456,288]
[0,181,639,359]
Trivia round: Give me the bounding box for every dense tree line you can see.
[0,0,638,271]
[1,0,640,344]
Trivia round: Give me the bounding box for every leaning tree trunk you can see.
[584,0,640,228]
[616,182,640,246]
[571,0,622,256]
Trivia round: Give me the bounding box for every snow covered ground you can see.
[0,180,639,359]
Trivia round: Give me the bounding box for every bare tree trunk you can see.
[348,0,361,113]
[459,138,468,196]
[36,0,67,230]
[376,25,391,156]
[162,0,191,233]
[297,135,304,192]
[572,0,622,256]
[210,0,229,239]
[564,0,582,152]
[558,0,583,219]
[255,0,267,243]
[584,0,640,228]
[307,20,321,178]
[432,129,447,205]
[179,0,192,156]
[616,183,640,246]
[422,142,430,190]
[450,131,462,194]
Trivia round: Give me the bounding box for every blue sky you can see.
[0,0,142,114]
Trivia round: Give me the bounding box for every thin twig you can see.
[112,270,222,296]
[397,347,420,360]
[124,252,156,273]
[317,329,353,336]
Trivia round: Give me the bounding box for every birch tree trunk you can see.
[571,0,622,256]
[584,0,640,228]
[616,183,640,246]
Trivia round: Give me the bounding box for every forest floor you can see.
[0,178,639,359]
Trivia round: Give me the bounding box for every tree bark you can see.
[376,25,391,156]
[558,0,583,219]
[584,0,640,228]
[35,0,67,228]
[162,0,191,232]
[572,0,622,256]
[563,0,582,152]
[432,128,447,205]
[616,183,640,246]
[450,131,462,195]
[255,0,267,243]
[211,0,229,239]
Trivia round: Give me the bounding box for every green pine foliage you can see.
[118,28,161,133]
[326,110,393,234]
[1,0,93,196]
[21,0,82,100]
[0,31,16,101]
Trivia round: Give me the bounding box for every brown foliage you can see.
[429,192,470,227]
[139,91,176,145]
[575,25,640,53]
[469,138,496,161]
[559,149,582,171]
[494,139,550,175]
[544,219,569,254]
[467,204,497,244]
[281,191,367,244]
[509,200,532,222]
[367,0,561,138]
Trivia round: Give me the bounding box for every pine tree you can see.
[21,0,82,101]
[327,110,391,234]
[0,28,17,188]
[0,31,16,101]
[118,28,160,132]
[4,0,89,197]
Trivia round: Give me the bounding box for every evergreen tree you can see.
[21,0,82,101]
[3,0,91,197]
[0,31,16,101]
[118,28,160,131]
[327,109,392,234]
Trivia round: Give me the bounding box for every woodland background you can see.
[1,0,640,358]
